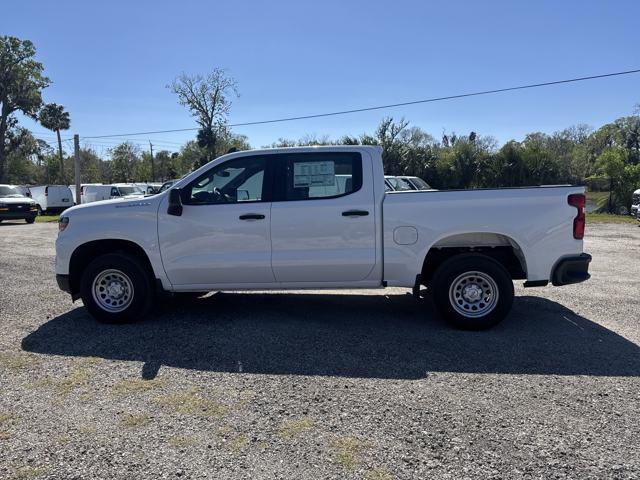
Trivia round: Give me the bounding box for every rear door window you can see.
[277,152,362,201]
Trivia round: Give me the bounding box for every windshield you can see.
[387,177,415,191]
[117,186,144,195]
[0,186,25,198]
[408,177,432,189]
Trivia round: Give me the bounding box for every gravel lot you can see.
[0,221,639,479]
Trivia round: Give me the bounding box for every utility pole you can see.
[74,134,81,205]
[149,141,155,182]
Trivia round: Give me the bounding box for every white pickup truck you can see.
[55,146,591,329]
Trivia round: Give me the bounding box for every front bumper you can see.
[552,253,592,286]
[0,211,37,220]
[56,274,71,294]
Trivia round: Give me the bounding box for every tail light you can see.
[568,193,585,239]
[45,186,48,196]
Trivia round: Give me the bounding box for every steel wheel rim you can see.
[449,271,499,318]
[92,269,134,313]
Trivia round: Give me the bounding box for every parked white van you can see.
[69,183,102,204]
[81,185,120,204]
[80,184,146,204]
[30,185,73,214]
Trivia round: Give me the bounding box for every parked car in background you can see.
[631,188,640,218]
[30,185,73,214]
[385,175,416,191]
[112,183,146,198]
[397,175,433,190]
[134,183,159,195]
[55,145,591,330]
[0,184,38,223]
[384,178,395,192]
[159,180,179,193]
[15,186,32,198]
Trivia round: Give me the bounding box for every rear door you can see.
[158,154,276,286]
[49,186,73,208]
[270,151,377,283]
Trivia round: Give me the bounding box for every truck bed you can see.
[382,185,585,287]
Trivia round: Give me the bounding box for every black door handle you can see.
[342,210,369,217]
[239,214,265,220]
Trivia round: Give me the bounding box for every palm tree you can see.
[39,103,70,182]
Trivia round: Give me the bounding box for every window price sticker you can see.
[293,161,336,187]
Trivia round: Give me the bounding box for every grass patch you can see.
[586,213,637,224]
[167,435,196,448]
[279,418,314,439]
[0,431,11,440]
[0,412,15,425]
[35,214,60,223]
[32,367,91,397]
[120,412,150,428]
[13,466,48,479]
[77,424,97,435]
[365,467,391,480]
[153,389,226,417]
[79,356,103,366]
[229,434,248,452]
[333,436,368,471]
[112,378,165,396]
[0,353,39,370]
[56,367,90,396]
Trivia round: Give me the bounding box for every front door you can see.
[158,155,275,286]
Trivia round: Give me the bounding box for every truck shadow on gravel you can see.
[22,293,640,380]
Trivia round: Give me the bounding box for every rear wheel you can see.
[431,254,514,330]
[80,253,153,323]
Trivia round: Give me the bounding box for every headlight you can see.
[58,216,69,232]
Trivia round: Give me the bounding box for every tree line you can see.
[2,35,639,211]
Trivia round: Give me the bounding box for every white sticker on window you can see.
[293,161,336,188]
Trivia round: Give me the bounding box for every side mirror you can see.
[167,188,183,216]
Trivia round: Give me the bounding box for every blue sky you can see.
[3,0,640,155]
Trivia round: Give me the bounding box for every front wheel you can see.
[25,216,36,224]
[80,253,153,323]
[431,254,514,330]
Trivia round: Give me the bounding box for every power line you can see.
[79,68,640,139]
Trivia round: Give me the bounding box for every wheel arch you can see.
[419,232,527,287]
[68,239,156,298]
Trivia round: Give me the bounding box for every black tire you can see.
[25,216,35,224]
[431,254,514,330]
[80,253,153,324]
[36,205,43,215]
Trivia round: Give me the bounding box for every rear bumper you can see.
[552,253,592,286]
[56,274,71,294]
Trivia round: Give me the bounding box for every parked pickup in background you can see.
[55,146,591,329]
